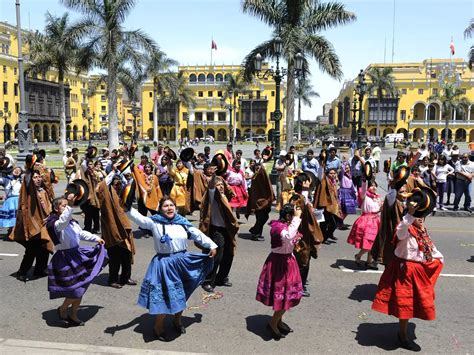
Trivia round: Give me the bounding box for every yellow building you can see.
[330,58,474,143]
[140,64,286,142]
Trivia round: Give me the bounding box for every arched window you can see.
[207,74,214,82]
[224,73,232,82]
[216,73,223,82]
[189,74,197,83]
[198,74,206,83]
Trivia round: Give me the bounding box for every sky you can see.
[1,0,473,120]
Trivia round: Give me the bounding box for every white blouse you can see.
[54,206,101,251]
[127,208,217,254]
[0,177,22,198]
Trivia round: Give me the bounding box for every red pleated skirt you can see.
[346,212,380,250]
[229,184,248,208]
[372,257,443,320]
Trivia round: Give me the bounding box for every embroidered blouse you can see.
[394,214,444,263]
[54,206,101,251]
[270,217,302,254]
[226,169,246,188]
[126,208,217,254]
[0,176,22,198]
[360,180,383,214]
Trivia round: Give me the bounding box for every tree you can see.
[429,82,469,142]
[366,67,398,139]
[241,0,355,149]
[220,73,249,143]
[62,0,157,149]
[26,12,91,153]
[169,71,196,145]
[464,18,474,69]
[296,79,319,141]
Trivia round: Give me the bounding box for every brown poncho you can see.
[186,170,209,213]
[9,175,53,253]
[245,167,275,218]
[34,162,55,200]
[133,166,162,211]
[199,183,239,254]
[313,174,343,219]
[96,180,135,256]
[76,167,100,208]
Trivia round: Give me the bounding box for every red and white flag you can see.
[450,39,455,55]
[211,40,217,50]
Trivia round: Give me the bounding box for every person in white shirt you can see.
[434,155,454,210]
[417,143,429,160]
[371,144,382,173]
[453,153,474,212]
[235,149,248,170]
[46,195,106,327]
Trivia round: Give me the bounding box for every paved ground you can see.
[0,143,473,354]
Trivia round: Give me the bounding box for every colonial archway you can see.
[180,128,188,139]
[206,128,215,138]
[413,128,424,141]
[455,128,466,142]
[73,125,78,140]
[368,128,376,137]
[3,123,11,142]
[43,125,50,142]
[427,103,440,121]
[34,125,41,141]
[256,128,265,135]
[428,128,438,141]
[147,128,153,140]
[413,102,426,121]
[66,125,71,140]
[217,128,226,141]
[235,128,241,140]
[470,129,474,142]
[397,128,408,139]
[441,128,452,141]
[383,127,394,136]
[51,125,57,142]
[158,128,167,139]
[82,125,87,140]
[195,128,204,139]
[169,129,176,141]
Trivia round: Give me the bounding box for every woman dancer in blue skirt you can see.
[126,196,217,341]
[46,195,107,326]
[0,166,23,232]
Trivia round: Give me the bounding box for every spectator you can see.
[453,153,473,212]
[235,149,248,170]
[203,146,211,164]
[301,149,319,177]
[325,147,342,173]
[434,155,454,210]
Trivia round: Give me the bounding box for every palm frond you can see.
[303,1,356,32]
[242,0,282,27]
[304,34,342,79]
[464,18,474,39]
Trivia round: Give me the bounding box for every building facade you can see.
[330,58,474,143]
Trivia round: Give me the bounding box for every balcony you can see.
[410,120,474,127]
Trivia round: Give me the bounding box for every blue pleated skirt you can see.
[138,251,213,315]
[0,196,19,228]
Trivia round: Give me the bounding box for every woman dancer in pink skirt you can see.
[347,179,383,269]
[256,204,304,340]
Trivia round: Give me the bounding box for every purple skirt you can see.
[339,187,357,215]
[256,252,303,311]
[48,244,108,299]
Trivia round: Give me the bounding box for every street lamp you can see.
[0,110,12,143]
[130,101,141,143]
[354,69,367,148]
[350,96,358,141]
[253,37,303,182]
[220,90,233,144]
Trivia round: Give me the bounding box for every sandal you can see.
[355,254,365,267]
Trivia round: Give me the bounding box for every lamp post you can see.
[130,101,141,143]
[253,37,303,182]
[0,110,12,143]
[350,96,358,141]
[220,90,233,144]
[354,69,367,149]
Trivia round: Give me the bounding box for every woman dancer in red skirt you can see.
[256,204,304,340]
[372,203,443,351]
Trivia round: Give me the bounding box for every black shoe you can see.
[202,284,214,293]
[463,207,472,213]
[67,317,85,327]
[328,235,338,241]
[323,240,331,245]
[267,324,285,340]
[153,330,168,342]
[121,279,137,286]
[302,290,310,297]
[216,280,232,287]
[453,207,459,211]
[173,322,186,334]
[16,273,27,282]
[366,262,379,270]
[278,321,293,334]
[109,282,123,289]
[398,333,421,352]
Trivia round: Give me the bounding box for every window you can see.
[432,88,438,96]
[217,91,222,97]
[218,112,226,121]
[3,82,7,95]
[101,95,106,101]
[101,106,106,111]
[14,67,17,75]
[15,103,19,113]
[182,112,189,121]
[271,91,275,97]
[430,72,436,79]
[14,83,18,96]
[208,91,213,97]
[195,112,203,121]
[149,92,152,97]
[207,74,214,82]
[4,102,9,111]
[100,84,105,90]
[207,112,214,121]
[418,89,424,95]
[189,74,197,83]
[400,110,406,121]
[198,74,205,83]
[256,91,261,99]
[216,73,223,82]
[401,88,407,95]
[198,91,203,97]
[149,112,153,121]
[2,66,6,73]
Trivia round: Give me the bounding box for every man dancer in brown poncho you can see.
[246,163,274,241]
[199,168,239,293]
[11,169,53,281]
[96,165,136,289]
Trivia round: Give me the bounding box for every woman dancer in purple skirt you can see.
[46,195,108,326]
[256,203,304,340]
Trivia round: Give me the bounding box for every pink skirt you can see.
[347,212,380,250]
[372,257,443,320]
[229,184,248,208]
[256,252,303,311]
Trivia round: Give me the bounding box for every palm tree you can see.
[220,73,249,143]
[169,71,196,145]
[429,82,470,142]
[26,12,91,153]
[62,0,157,149]
[143,50,177,143]
[295,79,319,141]
[241,0,356,149]
[464,18,474,69]
[366,67,398,139]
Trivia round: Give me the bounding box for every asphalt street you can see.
[0,143,473,354]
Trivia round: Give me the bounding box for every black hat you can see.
[163,146,177,160]
[121,180,136,211]
[179,147,195,162]
[50,169,59,184]
[36,149,46,160]
[128,143,138,159]
[363,161,373,181]
[392,165,410,191]
[117,158,133,174]
[85,146,98,159]
[210,152,229,176]
[0,157,10,170]
[406,186,436,218]
[262,146,273,161]
[142,145,150,153]
[25,154,38,171]
[65,179,89,206]
[319,149,327,164]
[383,158,391,174]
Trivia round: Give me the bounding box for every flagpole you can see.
[210,36,213,66]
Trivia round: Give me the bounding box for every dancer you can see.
[169,160,189,215]
[134,162,162,216]
[347,178,383,269]
[338,161,357,220]
[256,203,304,340]
[77,159,101,233]
[226,159,248,219]
[46,195,108,327]
[372,194,442,351]
[125,197,217,341]
[0,166,23,233]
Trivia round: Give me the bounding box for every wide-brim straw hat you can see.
[179,147,195,162]
[65,179,89,206]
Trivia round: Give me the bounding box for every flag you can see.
[450,40,455,55]
[211,40,217,50]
